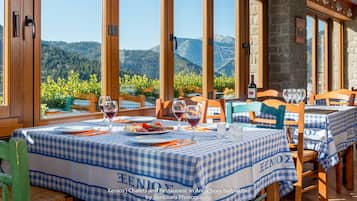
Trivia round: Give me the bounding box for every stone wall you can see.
[267,0,307,90]
[345,10,357,88]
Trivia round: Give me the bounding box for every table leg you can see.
[344,145,354,190]
[267,182,279,201]
[335,153,342,193]
[318,164,328,201]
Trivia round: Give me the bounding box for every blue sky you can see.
[4,0,235,50]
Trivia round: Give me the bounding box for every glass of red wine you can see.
[186,104,202,141]
[103,100,118,131]
[98,96,111,121]
[172,99,186,130]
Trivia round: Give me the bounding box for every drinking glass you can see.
[186,104,202,141]
[291,89,297,104]
[216,122,227,139]
[98,96,111,121]
[300,89,306,103]
[172,99,186,130]
[103,100,118,131]
[282,89,289,103]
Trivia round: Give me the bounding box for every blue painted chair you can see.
[225,101,286,129]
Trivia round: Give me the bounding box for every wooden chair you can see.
[155,99,176,120]
[0,139,73,201]
[311,91,355,106]
[257,89,280,98]
[225,101,286,129]
[66,93,97,113]
[155,98,198,120]
[263,99,322,201]
[190,96,225,123]
[119,94,146,109]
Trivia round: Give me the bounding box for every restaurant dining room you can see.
[0,0,357,200]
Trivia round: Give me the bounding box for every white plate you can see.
[118,116,156,123]
[131,135,176,144]
[125,129,171,135]
[54,126,93,134]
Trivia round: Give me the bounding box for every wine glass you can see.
[300,89,306,103]
[103,100,118,131]
[291,89,297,104]
[172,99,186,130]
[283,89,289,103]
[98,96,111,121]
[186,104,202,141]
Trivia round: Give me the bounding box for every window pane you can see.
[249,0,262,88]
[214,0,235,99]
[174,0,202,98]
[306,16,313,92]
[317,19,326,93]
[0,0,5,105]
[119,0,160,110]
[331,21,341,90]
[41,0,102,118]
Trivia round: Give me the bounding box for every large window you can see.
[306,13,343,94]
[213,0,236,98]
[119,0,160,110]
[40,0,102,118]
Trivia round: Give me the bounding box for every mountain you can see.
[120,49,201,79]
[41,43,100,81]
[42,41,101,61]
[152,35,235,76]
[41,41,201,81]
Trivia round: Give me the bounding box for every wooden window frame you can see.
[33,0,268,125]
[0,0,11,117]
[307,9,344,94]
[34,0,114,125]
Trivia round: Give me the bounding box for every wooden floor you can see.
[283,146,357,201]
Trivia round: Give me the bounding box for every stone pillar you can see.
[268,0,307,90]
[345,10,357,88]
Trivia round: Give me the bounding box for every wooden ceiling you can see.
[307,0,355,20]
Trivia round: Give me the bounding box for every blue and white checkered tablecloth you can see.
[211,104,357,170]
[12,120,297,201]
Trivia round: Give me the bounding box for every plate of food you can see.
[130,135,177,144]
[54,126,93,134]
[124,122,171,134]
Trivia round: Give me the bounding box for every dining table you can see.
[222,103,357,192]
[11,118,297,201]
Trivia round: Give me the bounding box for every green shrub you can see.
[41,71,234,109]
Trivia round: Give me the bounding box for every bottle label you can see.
[247,88,256,99]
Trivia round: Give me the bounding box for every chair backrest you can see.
[225,101,286,129]
[0,139,30,201]
[257,89,280,98]
[263,99,305,145]
[312,91,355,106]
[66,93,98,113]
[155,99,176,120]
[119,94,146,109]
[191,96,225,123]
[256,89,283,101]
